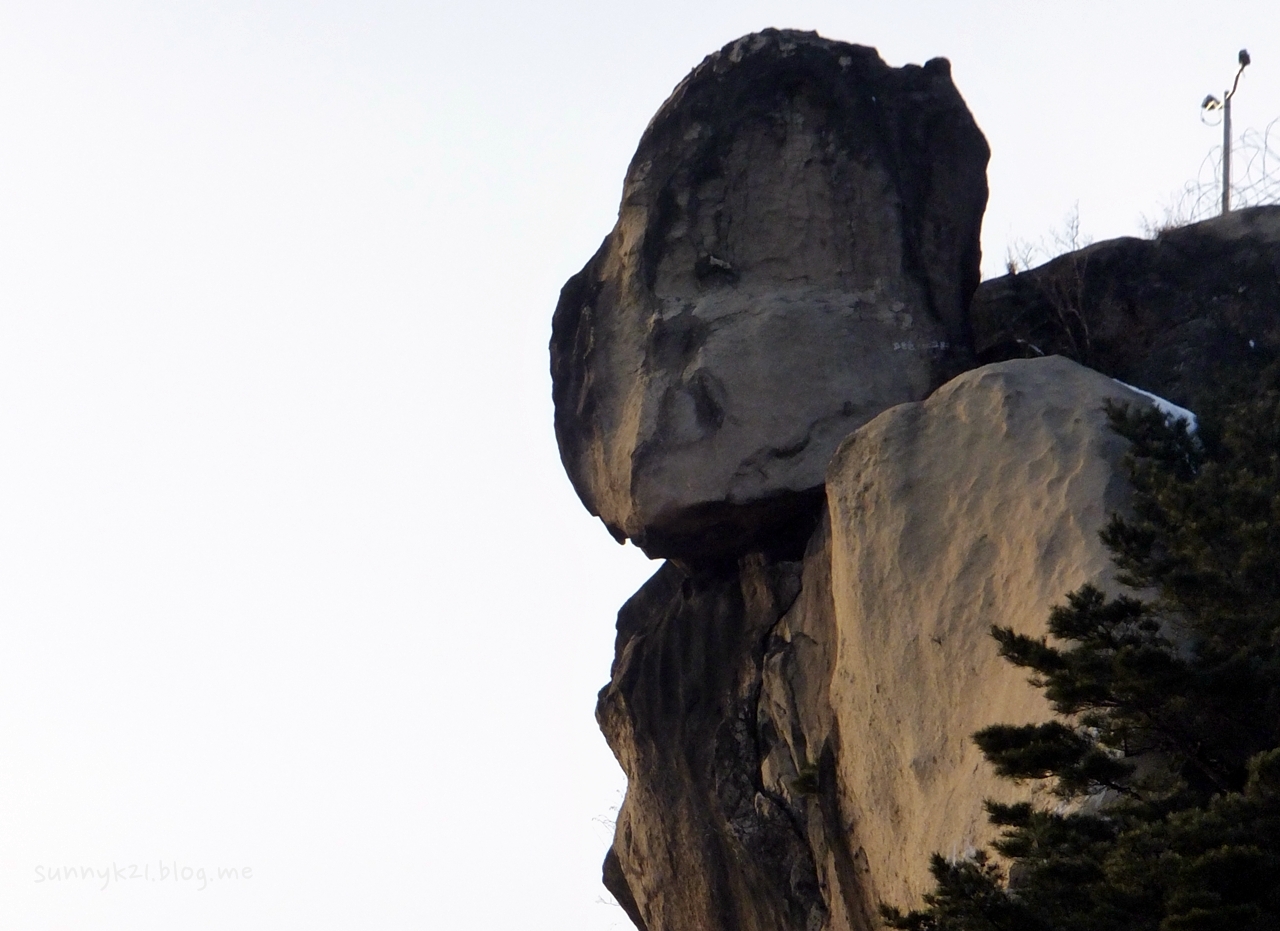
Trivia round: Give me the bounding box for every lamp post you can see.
[1202,50,1251,215]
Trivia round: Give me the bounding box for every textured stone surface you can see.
[598,552,827,931]
[971,205,1280,408]
[600,357,1160,930]
[819,357,1148,909]
[756,518,878,931]
[552,29,989,561]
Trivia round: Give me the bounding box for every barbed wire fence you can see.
[1141,115,1280,234]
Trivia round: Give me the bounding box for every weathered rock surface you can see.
[600,357,1157,929]
[818,357,1145,909]
[561,29,1280,931]
[552,29,989,561]
[598,552,827,931]
[972,205,1280,408]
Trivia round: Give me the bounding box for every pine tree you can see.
[882,363,1280,931]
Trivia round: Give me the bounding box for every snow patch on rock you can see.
[1115,380,1198,432]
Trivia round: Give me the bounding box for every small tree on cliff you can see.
[882,362,1280,931]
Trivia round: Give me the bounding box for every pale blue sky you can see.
[0,3,1276,929]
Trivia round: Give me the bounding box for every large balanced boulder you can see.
[600,357,1162,930]
[552,29,989,561]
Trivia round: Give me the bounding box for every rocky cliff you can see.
[597,358,1152,931]
[551,29,1280,931]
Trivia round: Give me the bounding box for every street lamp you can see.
[1202,49,1252,214]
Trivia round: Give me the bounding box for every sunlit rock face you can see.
[551,29,989,562]
[816,357,1146,911]
[597,358,1156,931]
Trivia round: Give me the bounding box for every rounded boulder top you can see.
[551,29,990,563]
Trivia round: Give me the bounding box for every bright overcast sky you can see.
[1,2,1276,929]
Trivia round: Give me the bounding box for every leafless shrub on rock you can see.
[1003,205,1101,362]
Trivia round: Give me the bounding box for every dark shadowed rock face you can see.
[597,552,833,931]
[551,29,989,562]
[972,205,1280,408]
